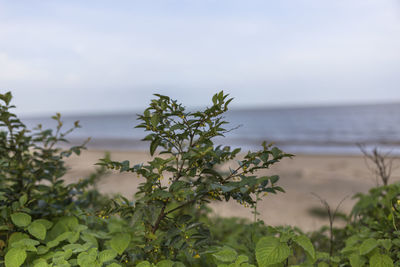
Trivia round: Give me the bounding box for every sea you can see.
[21,103,400,155]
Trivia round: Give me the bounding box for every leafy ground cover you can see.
[0,91,399,266]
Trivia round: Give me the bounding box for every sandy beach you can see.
[64,150,400,232]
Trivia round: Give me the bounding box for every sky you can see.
[0,0,400,116]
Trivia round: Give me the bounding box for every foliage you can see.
[97,91,292,264]
[0,92,125,266]
[1,90,400,266]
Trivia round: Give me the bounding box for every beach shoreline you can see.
[64,149,400,232]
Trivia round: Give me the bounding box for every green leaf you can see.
[77,252,97,267]
[98,249,117,263]
[67,231,80,243]
[106,264,122,267]
[316,252,329,260]
[10,238,39,251]
[47,221,68,241]
[34,219,53,230]
[28,221,47,240]
[33,259,49,267]
[212,94,218,105]
[55,231,73,242]
[235,255,249,264]
[293,235,315,261]
[136,262,152,267]
[255,236,290,266]
[110,233,131,255]
[202,169,222,179]
[0,225,10,231]
[5,248,27,267]
[359,238,378,255]
[369,253,393,267]
[349,253,365,267]
[59,216,79,230]
[151,114,159,128]
[8,233,29,246]
[81,232,98,248]
[19,194,27,206]
[46,239,59,248]
[11,212,32,227]
[36,246,48,255]
[156,260,174,267]
[378,239,392,251]
[213,247,237,263]
[150,137,161,156]
[62,243,85,253]
[0,91,12,105]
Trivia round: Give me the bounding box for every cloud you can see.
[0,0,399,114]
[0,53,48,82]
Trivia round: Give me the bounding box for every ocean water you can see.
[22,103,400,155]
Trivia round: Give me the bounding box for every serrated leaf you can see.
[77,251,96,266]
[64,249,73,260]
[98,249,117,263]
[59,216,79,230]
[359,238,378,255]
[255,236,290,266]
[11,212,31,227]
[213,247,237,263]
[35,219,53,230]
[136,261,151,267]
[28,221,47,240]
[293,235,315,261]
[110,233,131,255]
[5,248,27,267]
[62,243,85,253]
[349,253,365,267]
[37,245,48,255]
[235,255,249,264]
[67,231,80,243]
[10,238,39,251]
[33,259,49,267]
[378,239,392,251]
[369,253,393,267]
[8,233,29,246]
[156,260,174,267]
[46,239,59,248]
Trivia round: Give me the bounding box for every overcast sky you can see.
[1,0,400,115]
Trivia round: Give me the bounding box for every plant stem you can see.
[152,204,167,234]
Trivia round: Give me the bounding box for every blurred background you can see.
[1,0,400,155]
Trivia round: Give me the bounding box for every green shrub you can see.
[0,92,125,266]
[97,91,293,265]
[1,90,399,266]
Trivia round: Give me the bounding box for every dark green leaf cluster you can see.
[0,93,91,216]
[0,92,128,266]
[97,92,292,263]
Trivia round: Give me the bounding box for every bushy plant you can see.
[0,92,127,266]
[1,90,399,267]
[97,91,294,265]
